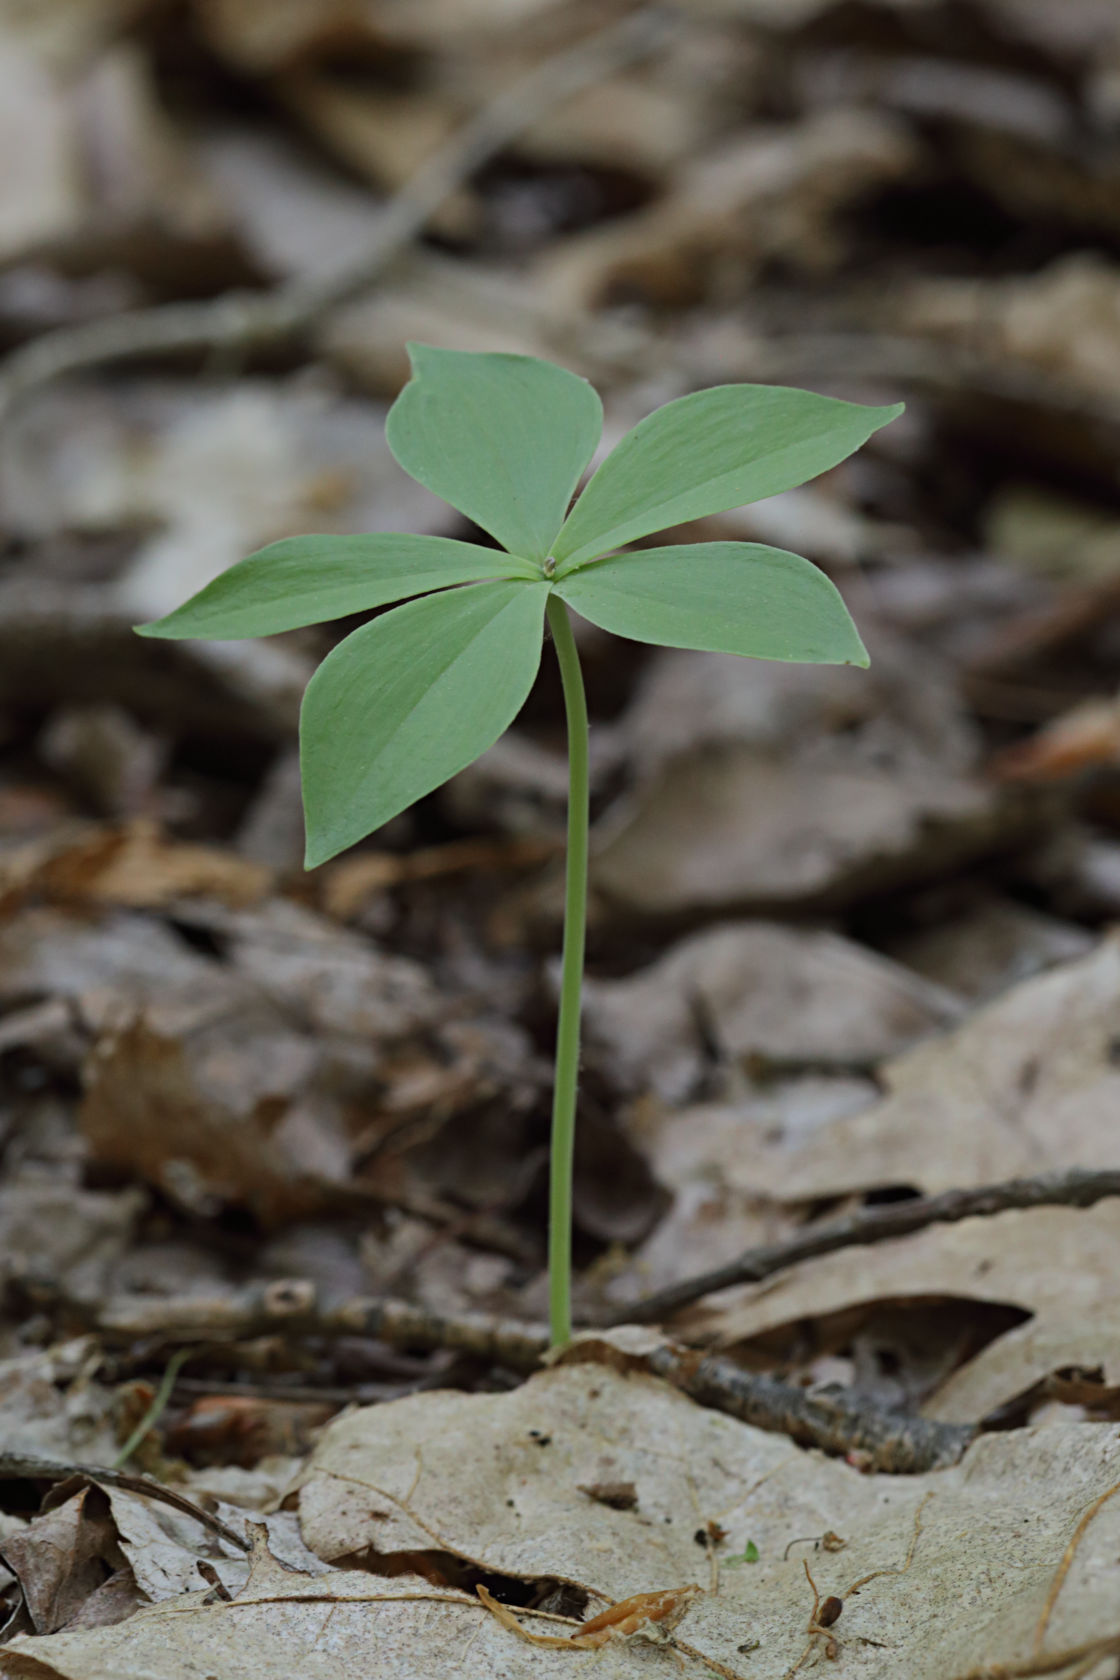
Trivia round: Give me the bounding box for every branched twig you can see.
[87,1285,975,1473]
[0,1451,250,1552]
[0,6,677,423]
[613,1168,1120,1325]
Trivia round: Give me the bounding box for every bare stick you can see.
[86,1285,975,1472]
[0,6,677,423]
[613,1168,1120,1325]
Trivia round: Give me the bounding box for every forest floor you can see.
[2,2,1120,1675]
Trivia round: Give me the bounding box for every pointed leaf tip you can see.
[300,579,549,867]
[554,384,903,573]
[132,533,540,641]
[555,542,868,666]
[386,345,602,562]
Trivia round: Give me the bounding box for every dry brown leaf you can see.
[585,632,1038,917]
[582,922,961,1102]
[61,46,237,285]
[0,821,272,912]
[191,0,390,73]
[218,898,442,1042]
[0,41,81,265]
[757,932,1120,1203]
[79,1007,332,1225]
[600,1078,877,1305]
[0,905,215,1009]
[0,1488,130,1636]
[591,738,1006,918]
[0,1342,123,1467]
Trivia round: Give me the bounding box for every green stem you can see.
[113,1346,193,1468]
[545,593,590,1348]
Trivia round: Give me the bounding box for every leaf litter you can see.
[3,0,1120,1673]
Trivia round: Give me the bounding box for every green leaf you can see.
[725,1540,760,1566]
[554,542,868,666]
[552,384,903,573]
[134,533,537,641]
[386,344,602,562]
[301,579,549,867]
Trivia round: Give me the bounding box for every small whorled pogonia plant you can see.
[137,345,901,1346]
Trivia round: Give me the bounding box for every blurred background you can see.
[3,0,1120,1445]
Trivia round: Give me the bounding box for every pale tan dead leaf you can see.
[898,254,1120,399]
[79,1007,332,1225]
[882,897,1093,1003]
[930,1305,1120,1426]
[983,484,1120,582]
[586,631,1032,917]
[62,46,236,282]
[685,1200,1120,1422]
[6,1360,1120,1678]
[197,128,392,285]
[0,1342,122,1467]
[278,79,461,201]
[0,0,157,71]
[582,922,961,1102]
[600,1078,877,1305]
[217,898,442,1041]
[0,1182,145,1301]
[591,741,1002,917]
[0,41,82,265]
[760,932,1120,1202]
[0,906,216,1009]
[320,258,595,396]
[991,695,1120,784]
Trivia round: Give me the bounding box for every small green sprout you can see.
[724,1540,761,1566]
[136,345,900,1347]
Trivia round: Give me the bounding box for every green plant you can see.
[137,345,901,1346]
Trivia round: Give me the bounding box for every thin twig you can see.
[0,6,678,423]
[87,1286,975,1472]
[644,1344,975,1473]
[612,1169,1120,1325]
[0,1451,250,1552]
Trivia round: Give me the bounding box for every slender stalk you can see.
[545,594,590,1347]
